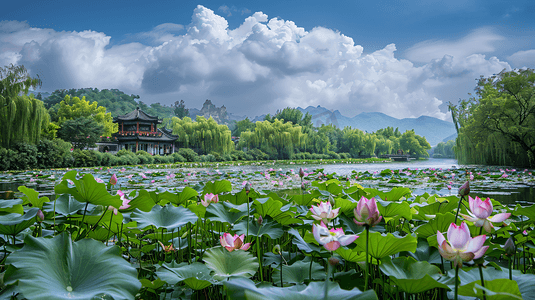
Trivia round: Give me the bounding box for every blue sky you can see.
[2,1,534,120]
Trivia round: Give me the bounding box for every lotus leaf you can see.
[355,231,417,259]
[379,256,451,293]
[234,218,283,239]
[203,247,258,281]
[0,207,39,235]
[272,260,325,285]
[4,232,140,300]
[54,170,122,208]
[224,277,378,300]
[43,194,86,216]
[18,186,49,209]
[156,261,213,290]
[205,202,247,225]
[131,204,197,231]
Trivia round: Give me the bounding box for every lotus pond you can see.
[0,161,534,299]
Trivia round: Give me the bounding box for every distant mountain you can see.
[297,106,456,146]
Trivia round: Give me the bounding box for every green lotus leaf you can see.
[364,187,412,201]
[122,189,156,212]
[379,256,451,293]
[203,180,232,195]
[355,231,417,259]
[0,207,39,235]
[458,279,522,300]
[254,197,285,218]
[131,204,197,231]
[54,170,122,208]
[224,277,378,300]
[335,197,359,215]
[203,247,258,281]
[376,199,412,220]
[312,179,343,195]
[234,219,283,239]
[139,278,166,290]
[414,197,459,216]
[272,260,325,285]
[43,194,86,216]
[290,190,321,206]
[288,228,322,253]
[514,203,535,221]
[18,186,49,209]
[219,190,250,205]
[156,261,213,290]
[405,238,442,263]
[273,211,303,226]
[157,187,198,206]
[446,267,535,300]
[205,202,247,225]
[4,232,140,300]
[0,199,23,214]
[414,212,455,238]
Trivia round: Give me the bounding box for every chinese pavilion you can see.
[113,107,178,155]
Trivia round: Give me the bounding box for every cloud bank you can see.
[0,6,513,120]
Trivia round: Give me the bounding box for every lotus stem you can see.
[246,195,250,242]
[324,262,332,300]
[478,263,486,300]
[77,202,90,238]
[454,195,464,224]
[509,255,513,280]
[364,225,370,291]
[454,263,459,300]
[106,211,114,246]
[256,235,263,282]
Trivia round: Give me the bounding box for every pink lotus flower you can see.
[108,190,131,215]
[219,233,251,252]
[310,201,340,223]
[353,196,382,227]
[109,174,117,186]
[312,221,358,251]
[460,196,510,232]
[437,222,488,268]
[139,172,147,179]
[201,193,219,207]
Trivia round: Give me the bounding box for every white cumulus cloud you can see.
[0,5,514,120]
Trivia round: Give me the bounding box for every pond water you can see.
[0,158,534,205]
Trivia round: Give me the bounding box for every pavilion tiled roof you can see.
[113,107,162,123]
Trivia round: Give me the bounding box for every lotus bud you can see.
[458,181,470,196]
[328,194,335,207]
[257,215,263,225]
[245,182,251,193]
[110,173,118,186]
[36,209,44,223]
[299,168,305,178]
[273,244,281,255]
[328,257,340,266]
[503,237,515,256]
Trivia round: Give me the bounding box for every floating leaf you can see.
[4,233,140,300]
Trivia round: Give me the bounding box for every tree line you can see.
[1,64,433,170]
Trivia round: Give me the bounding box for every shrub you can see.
[11,143,38,170]
[247,148,269,161]
[177,148,199,162]
[209,151,222,162]
[200,154,216,162]
[339,152,351,159]
[0,148,17,171]
[230,150,248,161]
[327,151,341,159]
[153,155,173,164]
[171,153,185,163]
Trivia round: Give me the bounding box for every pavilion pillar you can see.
[136,141,138,152]
[136,122,139,132]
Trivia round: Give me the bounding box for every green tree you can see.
[171,116,234,154]
[173,100,189,119]
[57,117,104,149]
[0,65,48,149]
[232,117,256,137]
[399,130,431,158]
[57,95,118,137]
[450,69,535,166]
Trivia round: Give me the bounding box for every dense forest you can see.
[1,64,438,170]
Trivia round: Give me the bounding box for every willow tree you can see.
[238,119,305,159]
[0,65,46,149]
[171,116,233,154]
[450,69,535,167]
